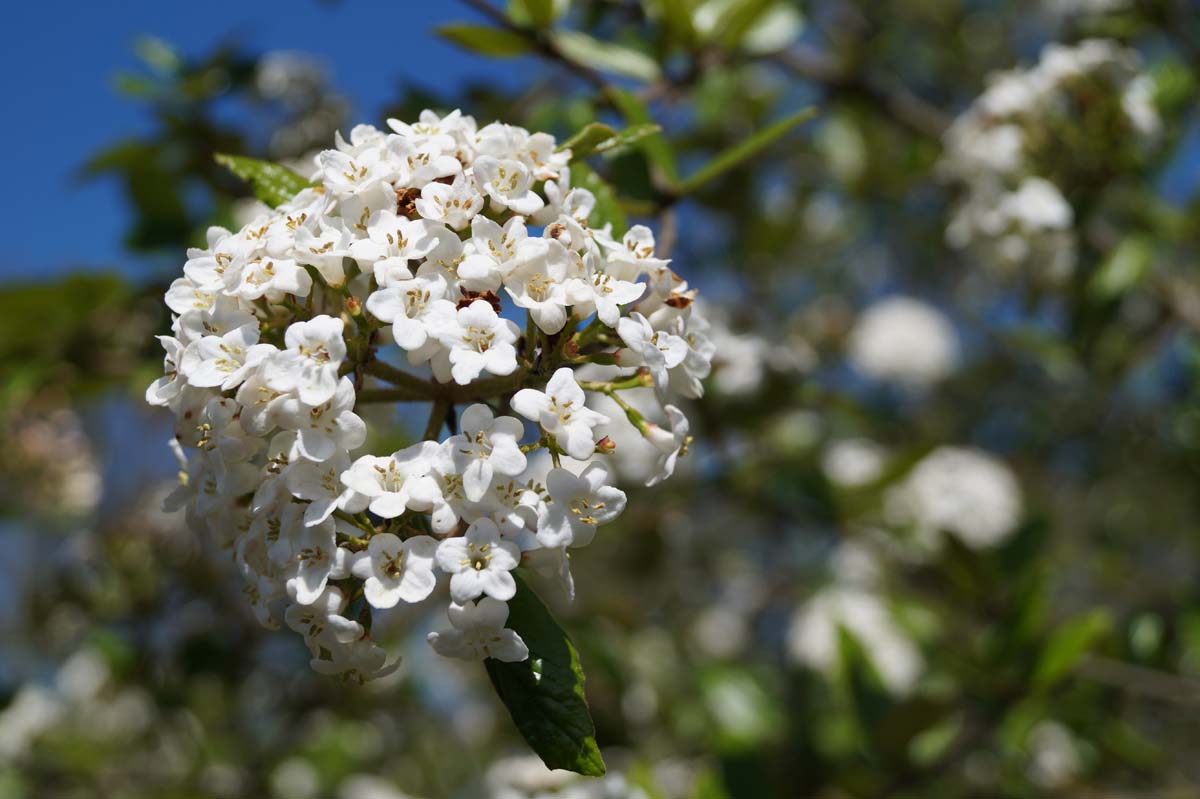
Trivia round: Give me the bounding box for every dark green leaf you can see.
[485,575,605,776]
[436,24,534,58]
[214,154,313,208]
[518,0,556,28]
[570,162,627,236]
[673,106,815,195]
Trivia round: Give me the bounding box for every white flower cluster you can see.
[941,39,1159,280]
[146,109,712,681]
[847,296,960,387]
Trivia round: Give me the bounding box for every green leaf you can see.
[570,162,627,236]
[708,0,775,48]
[1032,610,1111,690]
[609,89,679,183]
[436,24,534,58]
[673,106,815,195]
[214,154,313,208]
[1089,234,1154,300]
[559,122,618,156]
[560,122,664,159]
[595,123,665,155]
[551,31,661,82]
[485,575,605,776]
[517,0,556,28]
[648,0,699,47]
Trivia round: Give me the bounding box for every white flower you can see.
[443,403,527,502]
[365,274,450,351]
[617,313,688,391]
[847,297,959,387]
[504,238,574,334]
[279,516,351,605]
[285,586,364,657]
[293,220,355,286]
[414,173,484,230]
[644,404,690,487]
[276,376,366,462]
[287,451,368,526]
[310,637,399,684]
[316,148,393,196]
[429,299,520,385]
[145,336,186,407]
[537,463,626,548]
[264,315,347,405]
[182,322,275,391]
[1000,176,1073,232]
[351,532,439,608]
[227,256,312,302]
[435,518,521,603]
[340,442,443,519]
[388,135,462,188]
[459,215,528,290]
[427,597,529,662]
[601,224,670,282]
[566,249,644,327]
[787,586,923,695]
[511,367,609,460]
[885,446,1022,550]
[822,438,887,488]
[473,156,544,215]
[349,210,442,283]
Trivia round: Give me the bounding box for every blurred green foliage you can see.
[5,0,1200,797]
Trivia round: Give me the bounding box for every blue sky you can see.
[1,0,539,281]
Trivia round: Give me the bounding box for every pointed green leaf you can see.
[1033,610,1111,690]
[594,123,664,155]
[673,106,815,195]
[485,575,606,776]
[551,31,661,82]
[436,24,534,58]
[559,122,619,156]
[570,162,627,236]
[214,154,313,208]
[559,122,664,159]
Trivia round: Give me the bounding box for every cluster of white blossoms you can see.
[847,296,960,388]
[146,109,712,682]
[940,39,1159,280]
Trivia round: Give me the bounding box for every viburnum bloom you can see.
[264,315,347,405]
[435,518,522,603]
[538,463,627,548]
[146,108,712,684]
[442,404,527,502]
[365,274,451,351]
[275,376,366,462]
[617,312,689,391]
[351,532,439,608]
[182,323,276,391]
[512,368,609,460]
[430,299,521,385]
[427,597,529,662]
[340,443,442,519]
[645,404,691,487]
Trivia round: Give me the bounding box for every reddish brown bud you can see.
[394,187,420,219]
[595,436,616,454]
[457,288,503,314]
